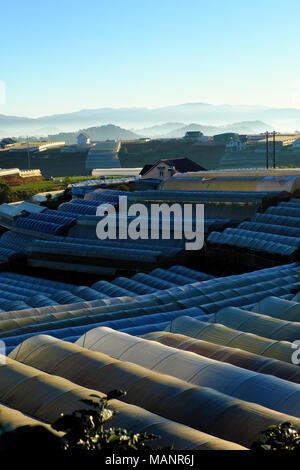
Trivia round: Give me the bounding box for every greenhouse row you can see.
[0,261,299,448]
[9,334,300,448]
[1,189,300,273]
[0,262,298,353]
[207,199,300,265]
[0,175,300,451]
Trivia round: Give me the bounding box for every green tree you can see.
[0,180,12,203]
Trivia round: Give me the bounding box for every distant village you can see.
[1,129,300,179]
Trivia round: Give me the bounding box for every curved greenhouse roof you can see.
[76,326,300,417]
[206,198,300,266]
[165,316,296,363]
[161,175,300,192]
[143,331,300,384]
[0,355,242,450]
[173,169,300,178]
[9,334,300,448]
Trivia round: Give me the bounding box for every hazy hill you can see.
[133,122,185,137]
[1,102,300,136]
[48,124,140,144]
[47,121,272,145]
[162,121,272,138]
[165,123,217,137]
[3,121,273,144]
[226,121,273,134]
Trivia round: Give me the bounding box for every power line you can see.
[27,136,30,170]
[272,131,276,169]
[265,131,269,169]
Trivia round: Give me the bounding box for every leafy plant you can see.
[52,390,158,453]
[251,422,300,451]
[0,180,12,203]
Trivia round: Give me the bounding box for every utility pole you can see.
[265,131,269,169]
[27,136,30,170]
[272,131,276,168]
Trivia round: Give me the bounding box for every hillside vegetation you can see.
[48,125,140,145]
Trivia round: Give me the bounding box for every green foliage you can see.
[0,180,12,203]
[0,173,131,204]
[251,422,300,451]
[52,391,157,453]
[9,180,63,202]
[61,177,72,185]
[279,164,296,168]
[0,390,163,454]
[8,176,91,203]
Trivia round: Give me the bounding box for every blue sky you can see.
[1,0,300,116]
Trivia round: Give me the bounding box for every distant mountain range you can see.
[44,121,272,144]
[153,121,272,138]
[1,101,300,138]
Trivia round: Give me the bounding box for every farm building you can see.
[140,157,206,181]
[161,175,300,192]
[77,132,91,145]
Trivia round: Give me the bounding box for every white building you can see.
[226,138,247,152]
[77,132,91,145]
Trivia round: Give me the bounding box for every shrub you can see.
[52,391,158,453]
[251,422,300,451]
[0,180,12,203]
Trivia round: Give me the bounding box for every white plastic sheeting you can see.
[9,334,300,448]
[76,327,300,417]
